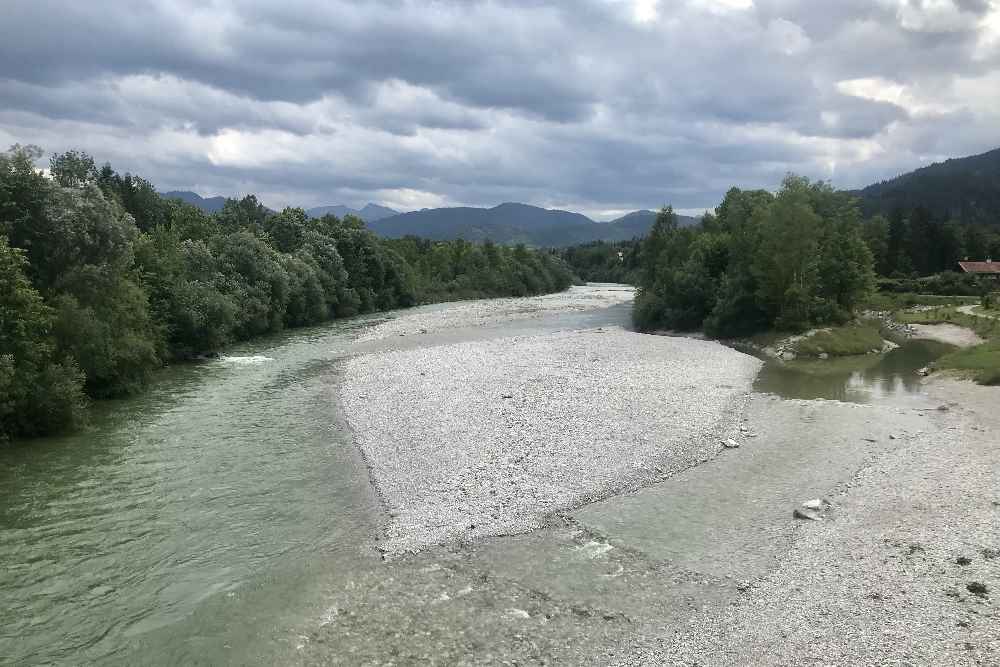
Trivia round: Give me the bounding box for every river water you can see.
[0,294,951,665]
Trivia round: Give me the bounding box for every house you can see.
[958,259,1000,281]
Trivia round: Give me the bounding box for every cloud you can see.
[1,0,999,213]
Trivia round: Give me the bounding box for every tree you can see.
[752,177,822,329]
[0,236,86,439]
[862,215,890,276]
[50,150,98,188]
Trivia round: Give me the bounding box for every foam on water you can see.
[219,355,274,365]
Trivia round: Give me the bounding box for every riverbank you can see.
[304,287,999,665]
[617,376,1000,665]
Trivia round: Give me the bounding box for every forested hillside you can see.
[853,147,1000,228]
[0,145,573,441]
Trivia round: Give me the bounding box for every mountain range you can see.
[304,203,399,221]
[163,190,694,245]
[162,145,1000,247]
[163,191,229,214]
[367,203,696,245]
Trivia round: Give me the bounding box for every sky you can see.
[2,0,999,220]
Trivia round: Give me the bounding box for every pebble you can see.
[341,299,761,554]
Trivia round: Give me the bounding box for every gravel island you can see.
[341,326,761,553]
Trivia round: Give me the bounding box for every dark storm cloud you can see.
[1,0,999,213]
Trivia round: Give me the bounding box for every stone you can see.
[723,438,740,449]
[802,499,824,511]
[818,353,829,360]
[793,508,822,521]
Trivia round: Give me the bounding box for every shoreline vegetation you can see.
[0,146,574,442]
[589,173,1000,386]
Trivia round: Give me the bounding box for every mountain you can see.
[161,187,695,245]
[852,147,1000,225]
[162,190,228,214]
[368,203,696,246]
[305,203,399,222]
[359,203,399,221]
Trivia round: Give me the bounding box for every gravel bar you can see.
[340,326,761,554]
[355,283,635,342]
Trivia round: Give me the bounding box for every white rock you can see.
[723,438,741,449]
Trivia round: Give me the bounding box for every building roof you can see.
[958,261,1000,274]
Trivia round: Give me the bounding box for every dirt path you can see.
[910,322,984,348]
[958,304,1000,320]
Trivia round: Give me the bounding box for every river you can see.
[0,289,952,665]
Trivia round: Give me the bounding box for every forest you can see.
[0,146,573,442]
[633,176,878,336]
[557,175,1000,338]
[556,240,641,284]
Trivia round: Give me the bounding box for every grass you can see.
[893,303,1000,385]
[792,323,885,357]
[895,307,1000,339]
[865,292,979,311]
[937,340,1000,385]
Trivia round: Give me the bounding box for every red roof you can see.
[958,261,1000,274]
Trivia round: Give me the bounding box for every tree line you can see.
[556,240,641,284]
[557,175,1000,337]
[632,176,877,336]
[860,207,1000,277]
[0,145,573,441]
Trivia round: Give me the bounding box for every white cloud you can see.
[894,0,981,33]
[766,18,811,55]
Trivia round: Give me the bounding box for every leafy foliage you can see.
[556,240,640,284]
[633,177,876,337]
[0,146,574,441]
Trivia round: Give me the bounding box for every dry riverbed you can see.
[311,285,999,666]
[341,327,760,553]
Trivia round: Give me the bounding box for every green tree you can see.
[50,150,98,188]
[862,215,890,276]
[0,237,86,439]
